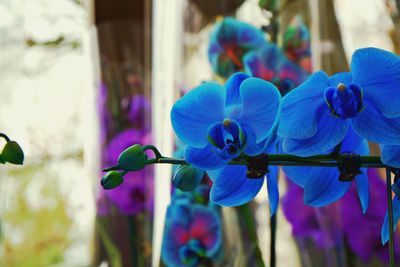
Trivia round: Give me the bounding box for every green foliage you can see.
[2,165,71,267]
[258,0,277,10]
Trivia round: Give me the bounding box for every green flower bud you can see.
[2,141,24,165]
[0,155,5,164]
[172,165,204,192]
[116,144,147,171]
[101,171,124,190]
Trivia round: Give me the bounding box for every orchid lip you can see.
[324,82,364,120]
[207,119,247,159]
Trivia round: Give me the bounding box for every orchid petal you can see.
[381,144,400,168]
[236,77,281,142]
[278,71,329,139]
[224,72,249,115]
[381,197,400,244]
[242,125,266,156]
[355,171,369,214]
[278,141,312,187]
[328,72,352,87]
[343,129,370,213]
[210,165,263,206]
[351,101,400,145]
[282,166,312,188]
[304,167,352,207]
[185,145,229,171]
[351,47,400,118]
[267,166,279,215]
[282,109,349,157]
[171,82,225,148]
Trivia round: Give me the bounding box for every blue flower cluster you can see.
[171,47,400,244]
[208,17,309,94]
[171,72,281,214]
[162,185,223,267]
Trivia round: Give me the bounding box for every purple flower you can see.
[282,180,343,248]
[105,171,154,215]
[283,169,400,263]
[96,187,111,216]
[128,95,151,130]
[105,129,151,165]
[103,129,154,215]
[341,169,391,262]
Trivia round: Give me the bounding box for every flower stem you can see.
[237,204,265,267]
[386,168,395,267]
[270,213,277,267]
[143,145,162,159]
[0,133,10,142]
[145,154,385,168]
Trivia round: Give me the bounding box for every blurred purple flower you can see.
[283,168,400,263]
[106,171,154,215]
[128,95,151,130]
[105,129,150,165]
[103,129,154,215]
[96,187,111,216]
[282,179,343,248]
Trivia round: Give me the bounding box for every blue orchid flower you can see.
[171,72,281,212]
[278,47,400,157]
[243,44,308,94]
[282,128,370,212]
[162,202,222,267]
[381,145,400,168]
[207,140,280,214]
[208,17,267,78]
[381,177,400,245]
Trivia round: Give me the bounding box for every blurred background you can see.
[0,0,400,266]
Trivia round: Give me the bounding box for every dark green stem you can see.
[270,214,277,267]
[145,154,385,168]
[143,145,162,159]
[331,142,342,157]
[0,133,10,142]
[238,204,265,267]
[127,216,139,267]
[386,168,395,267]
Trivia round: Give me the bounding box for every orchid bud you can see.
[2,141,24,165]
[173,165,204,192]
[101,171,124,190]
[117,144,147,171]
